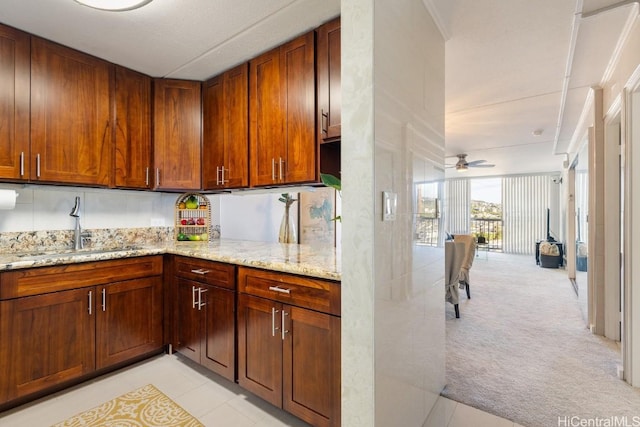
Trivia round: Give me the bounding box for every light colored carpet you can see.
[51,384,203,427]
[443,252,640,427]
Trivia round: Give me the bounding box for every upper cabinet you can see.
[114,66,152,189]
[30,37,111,186]
[317,18,342,180]
[250,32,316,187]
[317,18,341,144]
[153,79,202,191]
[203,63,249,190]
[0,24,30,181]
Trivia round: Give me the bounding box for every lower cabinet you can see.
[174,256,236,381]
[0,256,164,406]
[237,267,341,427]
[96,277,163,369]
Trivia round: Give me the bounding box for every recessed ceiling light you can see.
[74,0,153,11]
[532,129,544,136]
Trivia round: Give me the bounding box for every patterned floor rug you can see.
[51,384,203,427]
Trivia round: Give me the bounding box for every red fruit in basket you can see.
[196,218,205,225]
[181,219,188,225]
[188,218,196,225]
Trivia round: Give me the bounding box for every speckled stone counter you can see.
[0,239,341,281]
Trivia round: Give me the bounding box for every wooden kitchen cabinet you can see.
[0,256,164,407]
[237,267,341,427]
[114,66,152,189]
[0,24,30,181]
[317,18,342,180]
[203,63,249,190]
[0,287,96,403]
[174,257,236,381]
[96,276,163,369]
[30,37,111,186]
[317,18,341,144]
[153,79,202,190]
[249,31,316,187]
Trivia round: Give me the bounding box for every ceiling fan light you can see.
[456,165,468,172]
[74,0,153,11]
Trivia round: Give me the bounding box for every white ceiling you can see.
[0,0,340,80]
[0,0,636,179]
[429,0,639,178]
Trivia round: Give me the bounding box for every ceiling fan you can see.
[446,154,495,172]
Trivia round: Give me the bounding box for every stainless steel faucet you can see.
[70,196,91,250]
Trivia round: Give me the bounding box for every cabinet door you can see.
[175,278,202,364]
[201,285,235,381]
[283,306,341,427]
[280,32,316,184]
[250,47,285,186]
[96,277,163,369]
[203,63,249,190]
[237,294,282,406]
[30,37,111,186]
[0,24,30,180]
[317,18,341,143]
[114,66,152,189]
[202,74,225,189]
[153,79,202,190]
[0,288,95,403]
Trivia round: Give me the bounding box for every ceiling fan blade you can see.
[471,163,495,168]
[466,159,487,166]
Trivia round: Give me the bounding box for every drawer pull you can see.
[101,288,106,312]
[88,290,92,315]
[192,286,197,309]
[268,286,291,295]
[191,269,210,275]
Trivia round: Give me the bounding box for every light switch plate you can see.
[382,191,397,221]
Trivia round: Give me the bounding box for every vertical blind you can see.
[502,175,555,254]
[445,179,470,234]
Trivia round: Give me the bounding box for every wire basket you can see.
[174,193,212,242]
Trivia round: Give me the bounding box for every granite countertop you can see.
[0,239,341,281]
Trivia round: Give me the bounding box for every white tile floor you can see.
[0,353,521,427]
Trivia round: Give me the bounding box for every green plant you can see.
[320,173,342,222]
[278,193,297,208]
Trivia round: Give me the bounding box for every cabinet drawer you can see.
[0,256,163,300]
[174,256,235,290]
[238,267,340,316]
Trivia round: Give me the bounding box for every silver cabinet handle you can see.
[36,154,41,178]
[221,166,227,185]
[101,288,106,312]
[271,158,276,181]
[192,286,197,309]
[281,309,289,340]
[190,269,210,275]
[279,157,284,181]
[145,167,149,186]
[197,288,207,310]
[321,109,328,134]
[88,290,92,315]
[268,285,291,295]
[156,168,160,187]
[216,166,221,185]
[271,307,280,336]
[19,152,24,176]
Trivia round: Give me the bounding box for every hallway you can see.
[443,252,639,427]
